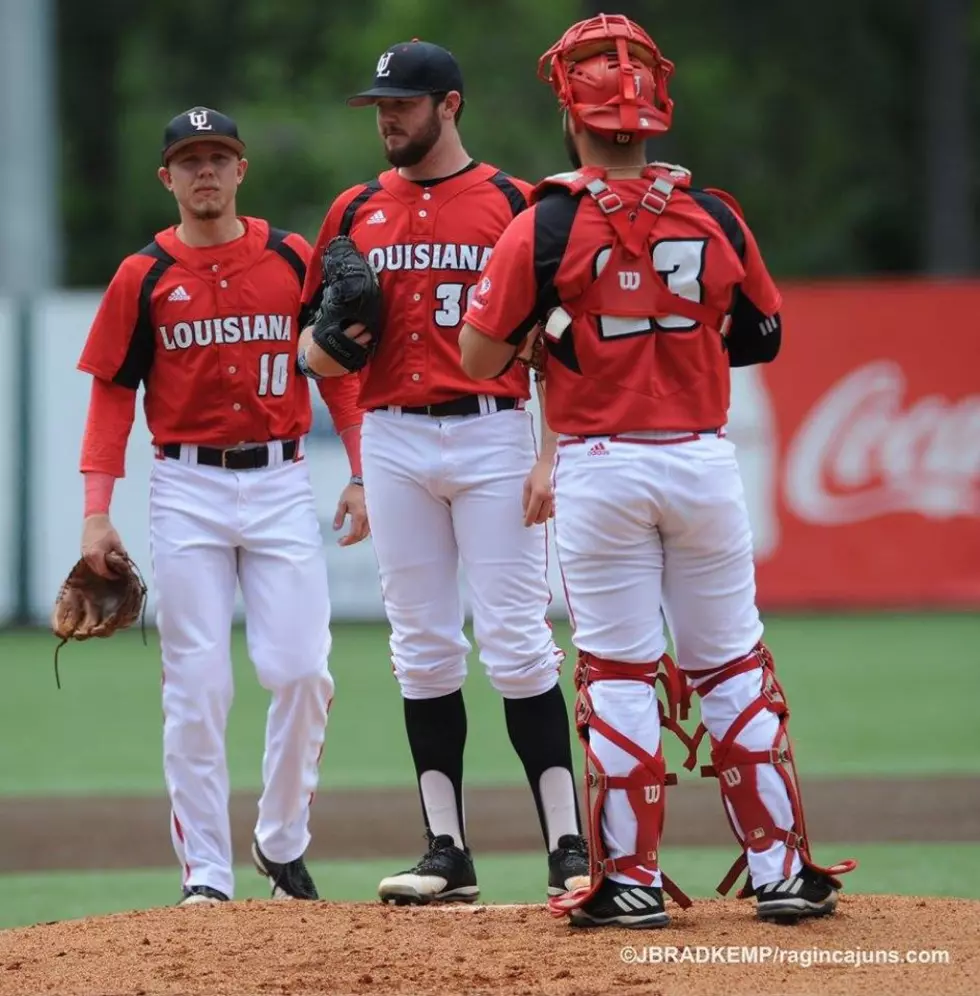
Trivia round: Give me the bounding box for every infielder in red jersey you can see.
[460,16,856,928]
[76,107,367,907]
[298,40,589,905]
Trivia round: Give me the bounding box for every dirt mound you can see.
[0,896,975,996]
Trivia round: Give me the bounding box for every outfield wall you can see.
[2,281,978,624]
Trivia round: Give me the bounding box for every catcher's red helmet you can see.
[537,14,674,143]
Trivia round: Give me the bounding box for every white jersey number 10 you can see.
[257,352,290,397]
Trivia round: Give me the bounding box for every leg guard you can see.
[548,651,693,918]
[684,642,857,897]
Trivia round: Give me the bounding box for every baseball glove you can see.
[517,327,547,379]
[310,236,383,373]
[51,552,148,688]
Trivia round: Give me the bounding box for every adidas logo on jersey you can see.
[366,210,387,225]
[588,441,609,457]
[167,285,191,302]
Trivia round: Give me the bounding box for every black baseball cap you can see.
[347,40,464,107]
[161,106,246,164]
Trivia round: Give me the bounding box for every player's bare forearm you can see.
[535,376,557,468]
[458,323,517,380]
[522,376,557,527]
[299,326,352,378]
[334,426,368,546]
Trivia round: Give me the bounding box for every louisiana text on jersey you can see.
[303,162,533,408]
[79,217,316,446]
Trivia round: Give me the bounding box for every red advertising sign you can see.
[738,280,980,608]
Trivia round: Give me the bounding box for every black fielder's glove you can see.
[310,236,383,373]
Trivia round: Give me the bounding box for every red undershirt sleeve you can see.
[79,377,138,481]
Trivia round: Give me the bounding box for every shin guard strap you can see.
[683,644,776,772]
[553,669,692,913]
[576,650,697,758]
[691,644,857,897]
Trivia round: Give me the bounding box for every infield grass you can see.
[0,843,977,931]
[2,613,978,798]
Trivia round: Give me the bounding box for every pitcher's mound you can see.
[0,895,976,996]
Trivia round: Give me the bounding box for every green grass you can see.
[2,612,978,795]
[0,843,976,931]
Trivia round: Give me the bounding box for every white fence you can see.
[0,300,15,623]
[0,293,772,626]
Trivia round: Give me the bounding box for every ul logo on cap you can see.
[189,109,213,131]
[376,52,393,77]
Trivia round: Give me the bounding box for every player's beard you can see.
[187,188,228,221]
[190,204,224,221]
[384,108,442,167]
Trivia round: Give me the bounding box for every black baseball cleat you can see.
[548,834,591,897]
[179,885,229,906]
[754,866,840,922]
[251,838,319,900]
[568,877,670,929]
[378,833,480,905]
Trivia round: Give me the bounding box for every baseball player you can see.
[458,15,857,928]
[76,107,367,906]
[297,40,589,904]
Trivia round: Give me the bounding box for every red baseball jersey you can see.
[302,161,533,409]
[463,167,782,435]
[79,216,361,446]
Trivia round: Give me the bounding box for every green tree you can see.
[56,0,977,284]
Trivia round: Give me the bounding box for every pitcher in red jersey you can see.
[460,15,855,928]
[76,107,367,907]
[298,40,589,906]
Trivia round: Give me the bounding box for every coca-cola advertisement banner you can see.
[739,280,980,608]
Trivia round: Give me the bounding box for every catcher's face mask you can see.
[538,14,674,144]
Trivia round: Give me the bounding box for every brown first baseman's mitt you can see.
[51,551,148,688]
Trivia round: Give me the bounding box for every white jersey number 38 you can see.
[433,282,478,328]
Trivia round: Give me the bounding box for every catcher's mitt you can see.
[51,552,148,689]
[517,327,547,380]
[310,236,383,373]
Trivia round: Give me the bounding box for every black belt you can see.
[160,440,299,470]
[373,395,520,417]
[582,428,723,437]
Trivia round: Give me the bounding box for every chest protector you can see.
[531,163,732,342]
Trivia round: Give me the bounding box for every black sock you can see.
[403,691,467,849]
[504,684,581,850]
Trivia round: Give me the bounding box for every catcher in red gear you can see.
[458,13,856,928]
